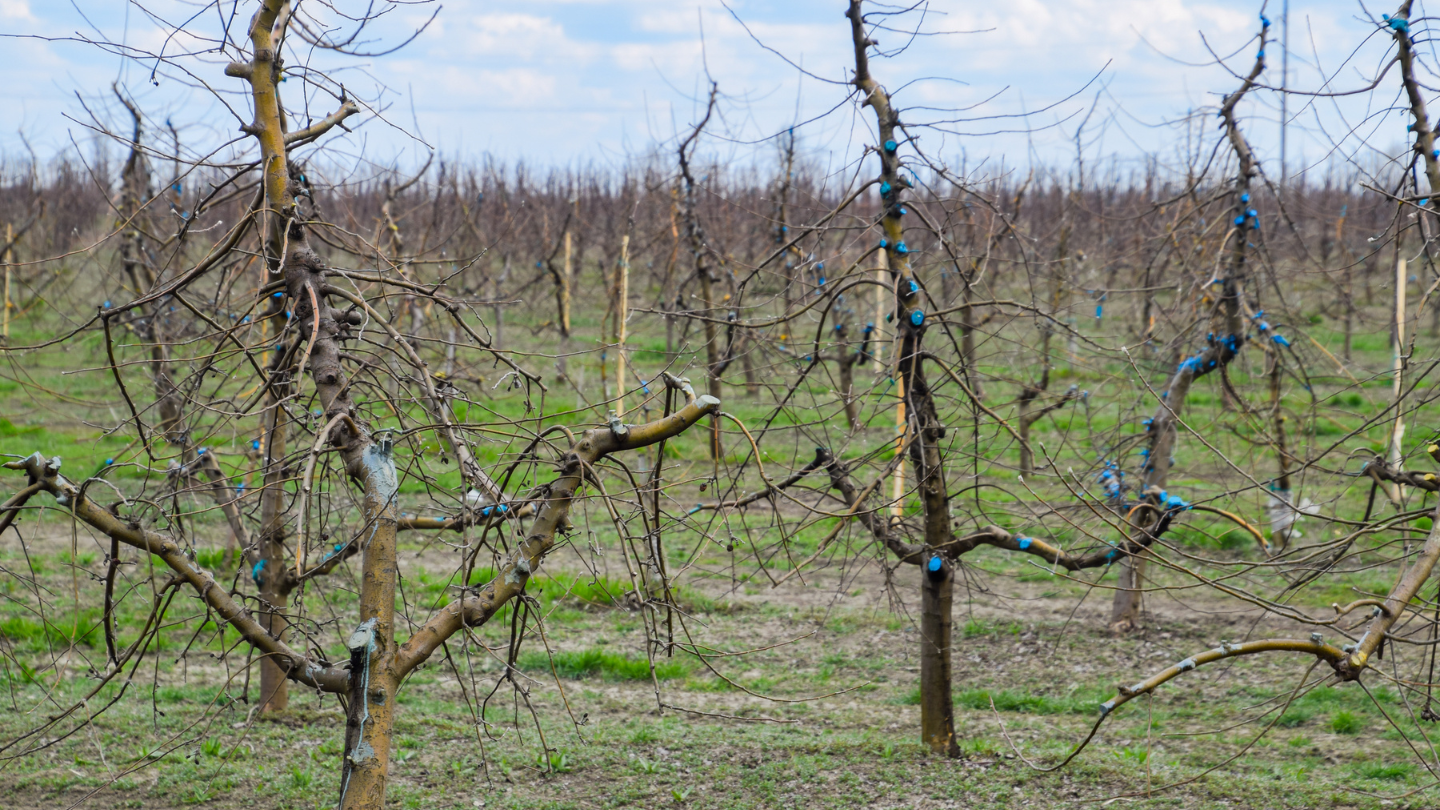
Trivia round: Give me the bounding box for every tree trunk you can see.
[338,443,400,810]
[1109,552,1146,633]
[256,377,292,712]
[1112,57,1260,632]
[919,561,959,757]
[258,587,290,712]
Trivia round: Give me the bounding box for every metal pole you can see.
[1280,0,1289,187]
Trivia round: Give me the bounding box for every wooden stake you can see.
[616,233,630,416]
[1390,255,1407,501]
[562,229,573,335]
[2,222,11,343]
[892,376,906,521]
[872,249,888,372]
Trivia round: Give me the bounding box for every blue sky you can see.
[0,1,1416,180]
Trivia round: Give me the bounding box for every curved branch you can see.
[392,389,721,678]
[2,453,349,693]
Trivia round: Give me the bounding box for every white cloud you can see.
[461,14,579,61]
[0,0,35,22]
[0,0,1411,177]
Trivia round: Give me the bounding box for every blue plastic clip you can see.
[1384,14,1410,36]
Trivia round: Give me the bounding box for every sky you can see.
[0,1,1421,182]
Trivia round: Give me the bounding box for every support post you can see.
[616,233,630,415]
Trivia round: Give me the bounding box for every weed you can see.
[1276,707,1314,728]
[961,618,1021,638]
[536,750,573,774]
[629,724,660,744]
[1114,746,1149,764]
[955,688,1106,715]
[516,648,689,681]
[1330,710,1362,735]
[195,548,226,570]
[1356,762,1412,780]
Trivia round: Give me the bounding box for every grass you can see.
[896,686,1111,715]
[1330,710,1363,735]
[1,587,1432,809]
[1356,762,1414,780]
[4,223,1440,809]
[516,648,690,681]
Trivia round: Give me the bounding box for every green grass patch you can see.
[1356,761,1413,780]
[894,686,1109,713]
[1330,710,1363,735]
[515,648,689,681]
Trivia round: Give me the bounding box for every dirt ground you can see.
[2,514,1434,810]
